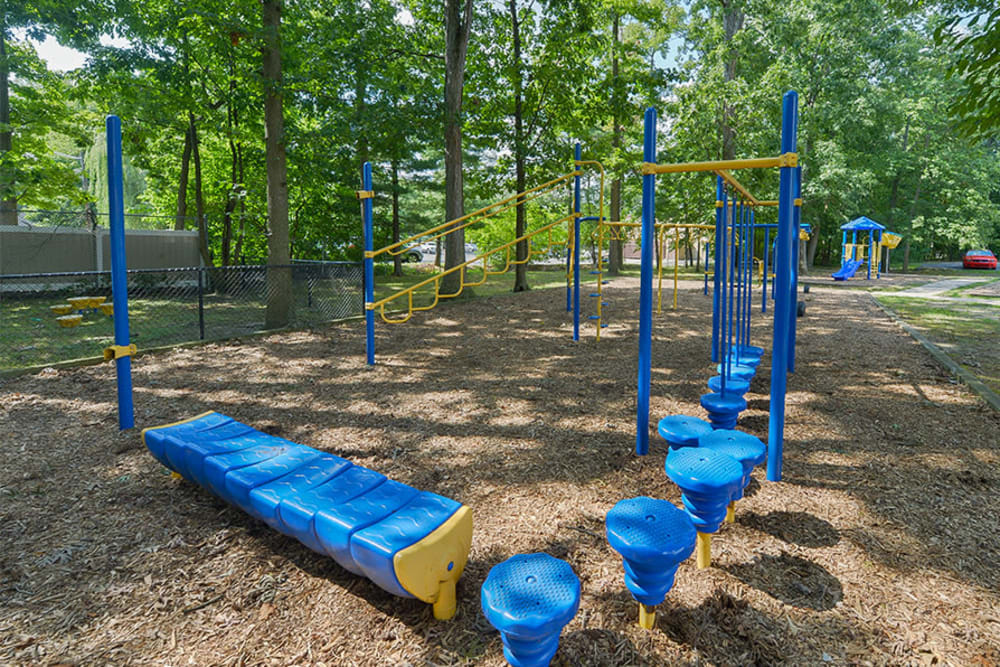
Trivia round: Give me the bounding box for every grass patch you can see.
[877,295,1000,394]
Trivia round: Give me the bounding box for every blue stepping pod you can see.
[716,361,756,379]
[481,553,581,667]
[698,430,767,502]
[605,497,696,629]
[707,375,750,396]
[700,392,748,430]
[657,415,713,449]
[664,447,743,535]
[730,344,764,359]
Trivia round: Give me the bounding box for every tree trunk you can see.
[720,1,744,161]
[189,114,212,266]
[510,0,529,292]
[607,11,623,275]
[391,158,402,277]
[0,24,17,226]
[175,125,192,230]
[902,135,930,271]
[441,0,473,296]
[262,0,292,328]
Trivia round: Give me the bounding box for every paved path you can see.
[891,277,986,297]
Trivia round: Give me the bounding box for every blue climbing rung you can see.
[601,324,609,328]
[589,270,603,275]
[589,293,600,297]
[588,315,601,320]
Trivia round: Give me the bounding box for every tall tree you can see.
[441,0,473,296]
[262,0,291,328]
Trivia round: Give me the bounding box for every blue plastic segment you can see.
[481,553,581,667]
[656,415,713,449]
[707,375,750,396]
[698,430,767,501]
[716,362,757,379]
[664,447,744,534]
[700,392,748,430]
[605,497,696,606]
[143,412,461,603]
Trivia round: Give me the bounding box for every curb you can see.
[871,296,1000,412]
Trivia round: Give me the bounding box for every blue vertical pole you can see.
[573,143,582,341]
[867,229,873,280]
[841,230,847,266]
[711,177,724,362]
[767,90,798,482]
[745,205,753,349]
[363,162,375,365]
[718,191,729,392]
[635,108,656,456]
[762,227,770,313]
[733,200,742,363]
[106,115,134,431]
[788,166,802,373]
[704,240,710,296]
[727,201,737,373]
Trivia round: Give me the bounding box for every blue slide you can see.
[832,259,864,281]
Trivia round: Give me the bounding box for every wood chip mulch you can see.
[2,278,999,666]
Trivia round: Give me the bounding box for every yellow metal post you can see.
[638,603,656,630]
[696,532,711,569]
[725,502,735,523]
[673,224,680,310]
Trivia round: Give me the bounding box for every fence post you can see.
[106,115,135,431]
[198,268,206,340]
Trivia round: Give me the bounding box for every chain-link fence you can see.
[0,262,363,372]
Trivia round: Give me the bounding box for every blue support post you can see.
[105,115,134,431]
[733,200,743,363]
[841,230,847,266]
[573,143,582,341]
[744,205,752,350]
[635,108,657,456]
[363,162,375,365]
[767,90,798,482]
[711,177,724,362]
[788,166,802,372]
[762,227,770,313]
[704,240,710,296]
[867,229,873,280]
[717,191,729,391]
[726,201,737,373]
[877,230,883,278]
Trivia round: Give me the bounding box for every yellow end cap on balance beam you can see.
[393,504,473,620]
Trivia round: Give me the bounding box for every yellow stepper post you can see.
[696,532,711,569]
[725,501,735,524]
[638,603,656,630]
[393,505,473,620]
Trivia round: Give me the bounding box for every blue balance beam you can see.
[142,412,472,619]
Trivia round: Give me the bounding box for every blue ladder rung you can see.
[588,293,600,297]
[589,271,603,275]
[588,315,601,320]
[601,324,609,328]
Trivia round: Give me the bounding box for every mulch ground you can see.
[2,278,999,666]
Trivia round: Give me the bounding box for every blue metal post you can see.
[762,227,770,313]
[363,162,375,365]
[788,166,802,373]
[841,230,847,266]
[573,143,582,341]
[635,108,657,456]
[106,115,134,431]
[767,90,798,482]
[744,205,753,349]
[711,177,724,362]
[733,200,743,364]
[726,201,737,374]
[704,240,710,296]
[867,229,873,280]
[718,191,729,391]
[877,230,883,278]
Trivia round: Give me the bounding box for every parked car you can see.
[962,249,997,270]
[401,245,424,263]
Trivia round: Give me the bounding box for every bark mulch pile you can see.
[2,279,999,666]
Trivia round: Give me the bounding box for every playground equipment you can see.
[144,412,473,620]
[360,145,605,364]
[635,91,802,484]
[664,447,743,569]
[605,496,696,629]
[834,216,900,281]
[698,429,767,523]
[480,553,581,666]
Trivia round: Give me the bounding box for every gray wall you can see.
[0,227,202,275]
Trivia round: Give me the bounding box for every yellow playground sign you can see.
[881,232,902,249]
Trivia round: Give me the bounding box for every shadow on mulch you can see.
[739,510,840,548]
[724,553,843,611]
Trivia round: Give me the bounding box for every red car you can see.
[963,249,998,269]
